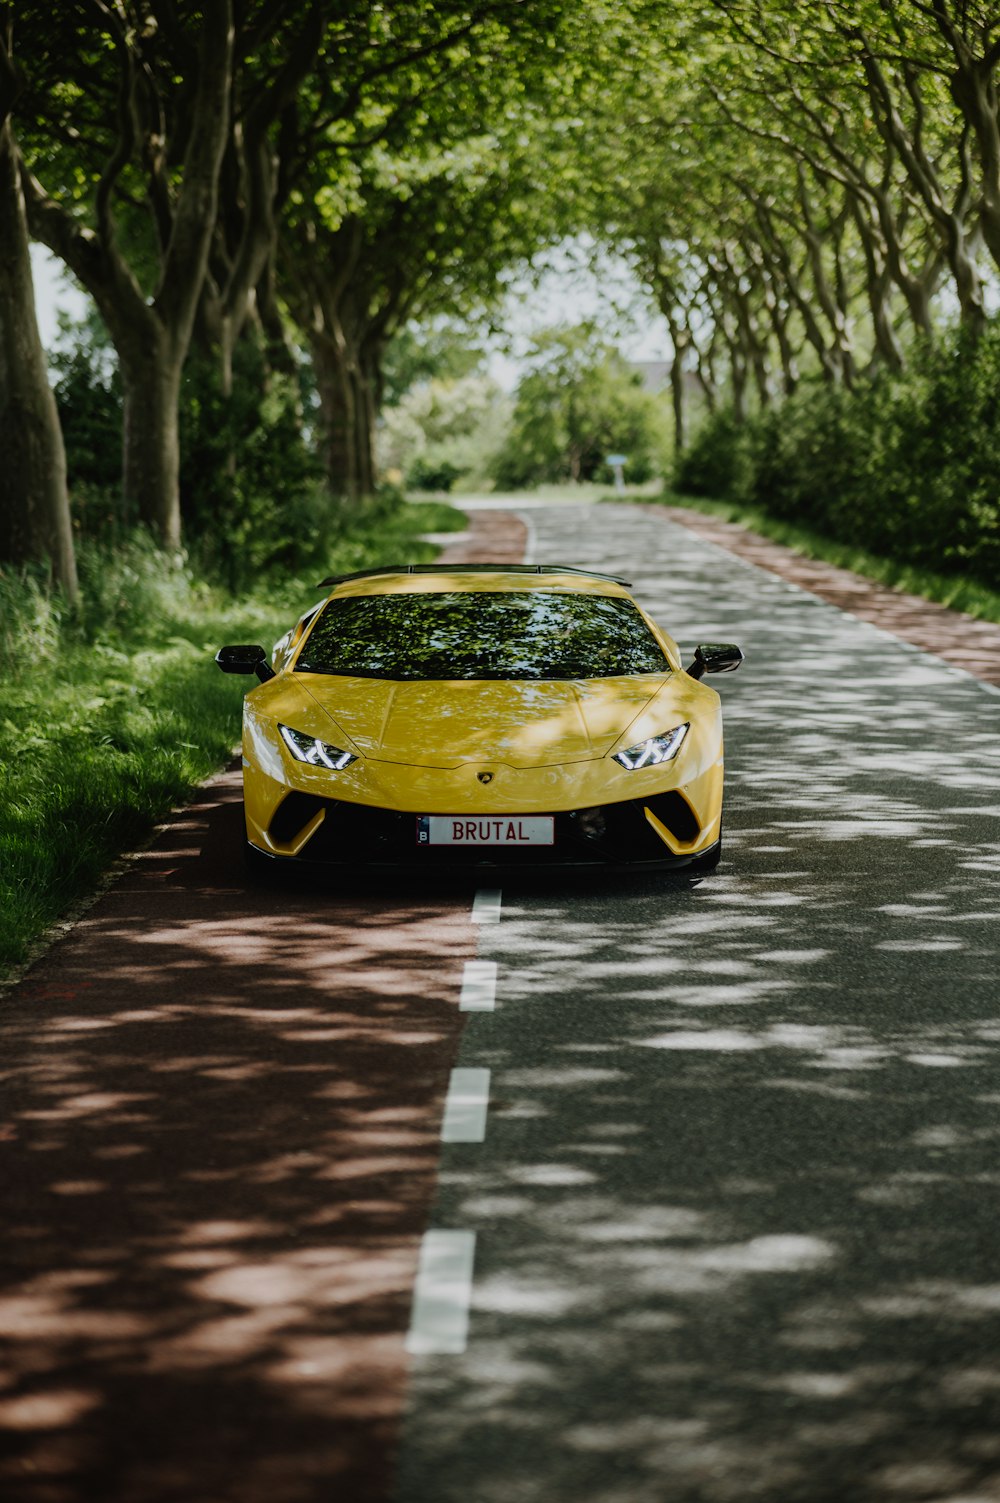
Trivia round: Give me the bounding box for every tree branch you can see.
[0,9,26,130]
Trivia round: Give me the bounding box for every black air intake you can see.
[268,792,326,845]
[643,791,700,844]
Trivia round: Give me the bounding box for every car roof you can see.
[316,564,634,600]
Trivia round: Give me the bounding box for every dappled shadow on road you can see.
[399,854,1000,1502]
[395,503,1000,1503]
[0,771,476,1503]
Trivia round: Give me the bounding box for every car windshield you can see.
[295,590,671,681]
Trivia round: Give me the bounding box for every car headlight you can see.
[278,723,358,770]
[613,723,689,770]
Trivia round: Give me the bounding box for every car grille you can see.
[267,788,702,865]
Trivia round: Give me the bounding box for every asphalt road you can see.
[393,501,1000,1503]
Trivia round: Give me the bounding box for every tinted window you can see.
[296,591,670,681]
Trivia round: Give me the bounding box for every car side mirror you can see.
[687,643,744,680]
[215,644,275,682]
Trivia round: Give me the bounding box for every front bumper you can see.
[249,786,718,869]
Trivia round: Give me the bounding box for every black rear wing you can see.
[316,563,632,588]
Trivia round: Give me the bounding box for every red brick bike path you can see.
[661,503,1000,690]
[0,511,527,1503]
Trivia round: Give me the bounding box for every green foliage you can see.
[281,2,585,505]
[0,565,64,674]
[0,498,468,979]
[382,325,487,406]
[671,407,754,503]
[380,372,512,491]
[492,325,667,489]
[49,310,123,527]
[178,334,325,588]
[73,532,205,649]
[47,309,350,587]
[676,327,1000,589]
[406,455,466,493]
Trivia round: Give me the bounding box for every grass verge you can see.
[640,490,1000,626]
[0,499,466,984]
[448,479,664,504]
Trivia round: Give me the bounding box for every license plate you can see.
[417,815,554,847]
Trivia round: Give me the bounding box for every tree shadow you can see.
[0,771,479,1503]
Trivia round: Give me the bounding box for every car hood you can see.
[295,674,673,768]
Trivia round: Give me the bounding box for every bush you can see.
[50,309,125,536]
[491,325,668,489]
[49,310,330,580]
[179,335,325,589]
[0,533,192,678]
[51,310,122,494]
[379,372,511,492]
[0,564,65,676]
[675,326,1000,589]
[407,455,465,492]
[674,407,754,501]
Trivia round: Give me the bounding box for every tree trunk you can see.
[800,213,856,387]
[354,364,377,496]
[669,353,685,454]
[119,328,184,546]
[660,307,689,454]
[20,1,233,550]
[871,187,939,336]
[747,203,836,382]
[851,201,905,372]
[256,259,297,379]
[867,269,905,372]
[737,299,770,408]
[310,330,359,502]
[693,315,720,413]
[651,269,690,454]
[357,338,384,494]
[766,289,800,393]
[726,324,748,423]
[948,62,1000,272]
[0,119,76,598]
[694,362,717,414]
[309,328,381,503]
[943,212,986,337]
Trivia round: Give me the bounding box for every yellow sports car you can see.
[215,564,743,873]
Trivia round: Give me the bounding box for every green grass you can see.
[448,479,664,503]
[635,490,1000,626]
[0,499,467,983]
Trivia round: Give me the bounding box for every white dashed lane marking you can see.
[405,1231,477,1355]
[459,960,497,1012]
[441,1068,491,1143]
[407,886,501,1359]
[471,887,502,924]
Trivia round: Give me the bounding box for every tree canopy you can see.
[5,0,1000,583]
